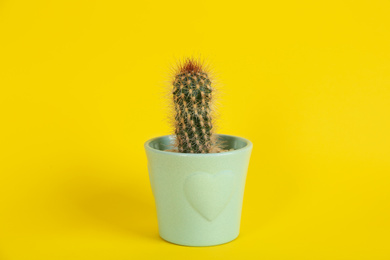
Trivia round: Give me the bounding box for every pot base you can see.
[160,234,239,247]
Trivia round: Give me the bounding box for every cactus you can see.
[172,58,217,153]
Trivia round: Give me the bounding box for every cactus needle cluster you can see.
[172,58,217,153]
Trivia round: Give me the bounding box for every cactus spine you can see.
[172,58,216,153]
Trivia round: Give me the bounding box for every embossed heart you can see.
[184,170,237,221]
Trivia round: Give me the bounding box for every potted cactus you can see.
[144,58,252,246]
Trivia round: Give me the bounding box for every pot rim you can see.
[144,134,252,157]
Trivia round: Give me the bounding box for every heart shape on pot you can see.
[184,170,236,221]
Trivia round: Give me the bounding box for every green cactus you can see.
[172,58,217,153]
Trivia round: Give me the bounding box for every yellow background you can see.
[1,0,389,259]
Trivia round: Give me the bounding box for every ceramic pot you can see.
[144,134,252,246]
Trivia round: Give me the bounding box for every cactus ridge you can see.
[172,58,215,153]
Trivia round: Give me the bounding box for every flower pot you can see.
[144,134,253,246]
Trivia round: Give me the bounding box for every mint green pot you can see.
[144,134,252,247]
